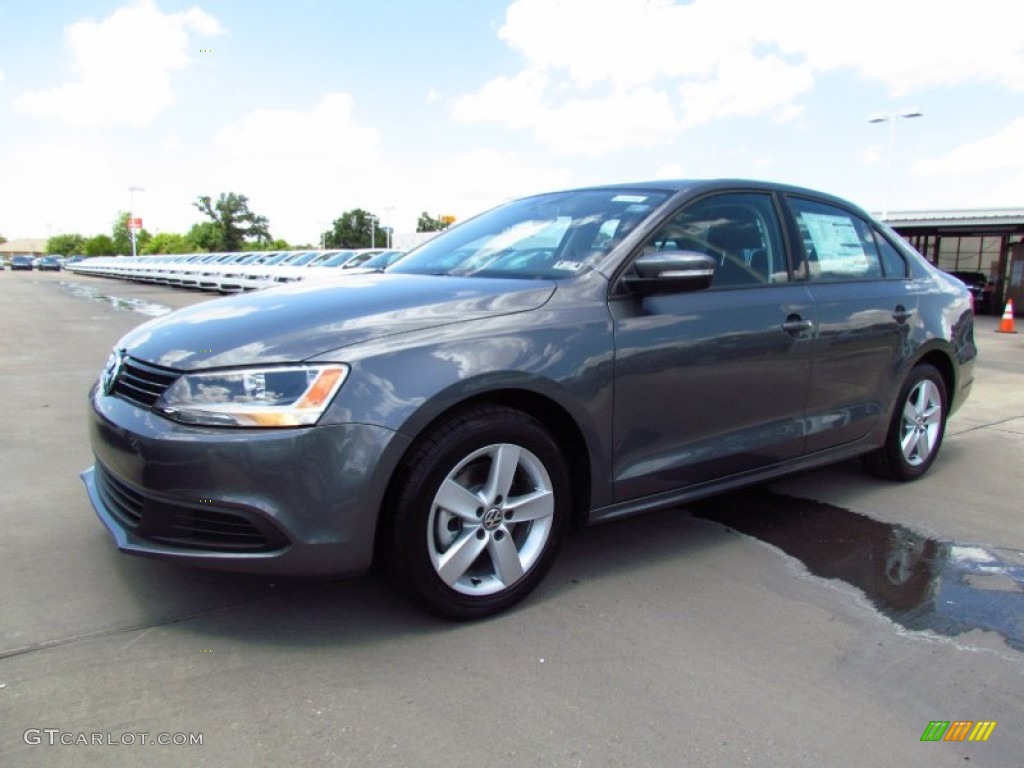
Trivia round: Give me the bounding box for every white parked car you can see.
[301,249,406,281]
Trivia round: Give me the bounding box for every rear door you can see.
[784,195,918,452]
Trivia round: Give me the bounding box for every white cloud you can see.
[772,104,804,124]
[207,93,386,242]
[215,93,379,164]
[652,162,688,179]
[160,133,184,151]
[14,0,221,127]
[765,0,1024,96]
[453,72,679,155]
[902,120,1024,208]
[0,141,123,237]
[914,120,1024,175]
[677,51,814,128]
[860,146,884,166]
[454,0,816,152]
[976,172,1024,209]
[494,0,789,88]
[418,148,573,220]
[453,0,1024,154]
[534,87,680,155]
[451,69,548,130]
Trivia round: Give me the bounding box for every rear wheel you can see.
[385,405,570,620]
[863,363,947,481]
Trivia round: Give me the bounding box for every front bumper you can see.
[83,387,409,576]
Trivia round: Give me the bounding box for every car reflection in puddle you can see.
[61,281,171,317]
[694,490,1024,653]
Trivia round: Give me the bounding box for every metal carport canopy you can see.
[883,209,1024,236]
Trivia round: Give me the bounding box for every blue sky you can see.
[1,0,1022,244]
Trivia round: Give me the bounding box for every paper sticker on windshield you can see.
[552,260,585,272]
[612,195,649,203]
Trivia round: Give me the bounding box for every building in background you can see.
[886,210,1024,316]
[0,238,47,258]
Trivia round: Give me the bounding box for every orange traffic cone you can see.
[996,299,1017,334]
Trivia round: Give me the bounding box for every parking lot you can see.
[2,269,1022,767]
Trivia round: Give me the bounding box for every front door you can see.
[610,191,814,502]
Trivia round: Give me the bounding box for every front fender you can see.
[313,304,617,506]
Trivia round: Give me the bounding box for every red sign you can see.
[128,218,143,230]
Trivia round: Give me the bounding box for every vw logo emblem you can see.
[102,349,124,395]
[482,507,504,531]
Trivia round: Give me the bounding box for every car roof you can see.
[564,178,868,211]
[581,177,860,201]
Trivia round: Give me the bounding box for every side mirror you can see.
[622,250,715,296]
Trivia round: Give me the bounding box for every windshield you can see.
[358,250,405,270]
[317,250,359,267]
[340,251,383,269]
[252,252,291,266]
[275,251,318,266]
[390,188,670,279]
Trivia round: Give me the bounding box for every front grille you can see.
[95,464,287,553]
[97,464,144,528]
[113,356,179,408]
[159,509,275,549]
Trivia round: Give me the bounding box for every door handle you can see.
[893,306,915,323]
[782,316,813,335]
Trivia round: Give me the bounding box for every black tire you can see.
[863,363,947,481]
[384,405,570,620]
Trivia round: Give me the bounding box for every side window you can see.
[642,192,787,288]
[873,229,909,278]
[789,197,883,281]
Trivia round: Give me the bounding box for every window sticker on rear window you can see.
[800,212,871,274]
[611,195,649,203]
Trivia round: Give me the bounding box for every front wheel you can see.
[385,405,570,620]
[863,363,947,481]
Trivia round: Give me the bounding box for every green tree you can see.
[236,237,292,252]
[324,208,387,248]
[417,212,454,232]
[142,232,191,255]
[47,233,87,256]
[185,221,220,252]
[0,234,7,245]
[112,211,152,255]
[84,234,116,257]
[193,192,271,251]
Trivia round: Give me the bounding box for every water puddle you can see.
[694,490,1024,652]
[61,281,171,317]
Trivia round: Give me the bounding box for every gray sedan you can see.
[82,179,976,619]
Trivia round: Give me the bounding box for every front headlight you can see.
[155,364,348,427]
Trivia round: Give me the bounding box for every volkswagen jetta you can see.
[83,180,976,619]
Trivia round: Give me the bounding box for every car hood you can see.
[118,273,557,371]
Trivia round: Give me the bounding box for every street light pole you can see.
[383,206,394,249]
[868,110,922,219]
[368,214,379,249]
[128,186,145,257]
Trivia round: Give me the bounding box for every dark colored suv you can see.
[947,271,995,315]
[36,255,62,272]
